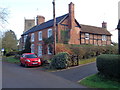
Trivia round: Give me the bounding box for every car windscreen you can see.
[25,54,37,58]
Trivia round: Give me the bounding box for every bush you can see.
[96,54,120,78]
[56,43,72,54]
[50,52,70,69]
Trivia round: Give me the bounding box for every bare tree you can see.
[0,7,8,24]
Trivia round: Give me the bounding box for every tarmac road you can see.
[2,62,86,88]
[51,62,98,82]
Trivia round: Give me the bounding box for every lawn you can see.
[79,73,120,88]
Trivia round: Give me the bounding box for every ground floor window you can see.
[31,44,34,53]
[48,44,52,55]
[38,45,42,57]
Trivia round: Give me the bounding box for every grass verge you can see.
[3,56,20,64]
[79,73,120,88]
[79,57,96,65]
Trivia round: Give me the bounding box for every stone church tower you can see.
[24,18,35,33]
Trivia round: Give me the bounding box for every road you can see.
[51,62,98,82]
[2,62,86,88]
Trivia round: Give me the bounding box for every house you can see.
[20,2,112,57]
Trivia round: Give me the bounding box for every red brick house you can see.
[20,2,112,57]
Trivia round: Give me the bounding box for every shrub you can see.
[96,54,120,78]
[50,52,70,69]
[56,43,72,54]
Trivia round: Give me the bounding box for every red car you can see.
[20,53,42,67]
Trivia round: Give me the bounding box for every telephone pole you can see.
[53,0,56,55]
[117,20,120,54]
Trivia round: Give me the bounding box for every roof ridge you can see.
[22,14,68,36]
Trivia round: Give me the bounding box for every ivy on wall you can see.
[43,35,54,45]
[61,30,70,44]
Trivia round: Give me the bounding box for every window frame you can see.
[48,29,52,38]
[31,44,34,53]
[102,35,107,41]
[38,31,42,41]
[48,45,52,55]
[31,33,35,42]
[85,33,90,40]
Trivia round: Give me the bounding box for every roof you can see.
[80,24,112,35]
[22,14,68,36]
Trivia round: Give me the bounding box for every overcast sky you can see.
[0,0,119,43]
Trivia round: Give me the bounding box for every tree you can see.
[2,30,18,52]
[23,35,31,53]
[0,7,8,27]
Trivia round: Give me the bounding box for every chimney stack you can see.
[102,21,107,29]
[36,15,45,25]
[69,2,75,30]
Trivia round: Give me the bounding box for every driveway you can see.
[51,62,98,82]
[2,62,86,88]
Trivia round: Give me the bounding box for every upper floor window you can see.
[85,33,89,40]
[48,29,52,38]
[102,35,107,41]
[31,33,34,42]
[38,31,42,41]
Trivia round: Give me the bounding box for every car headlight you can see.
[25,60,31,62]
[38,59,41,62]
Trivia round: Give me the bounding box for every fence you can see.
[67,55,79,67]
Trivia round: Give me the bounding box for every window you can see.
[48,29,52,38]
[24,35,28,43]
[85,33,89,40]
[31,44,34,53]
[38,45,42,57]
[102,35,107,41]
[48,45,52,55]
[38,31,42,41]
[31,33,34,42]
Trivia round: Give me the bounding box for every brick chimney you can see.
[36,15,45,25]
[102,21,107,29]
[69,2,75,30]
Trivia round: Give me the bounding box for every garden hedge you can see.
[50,52,70,69]
[96,54,120,78]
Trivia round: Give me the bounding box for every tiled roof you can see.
[22,14,68,36]
[80,24,112,35]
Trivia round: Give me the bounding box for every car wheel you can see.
[24,63,28,68]
[20,62,23,66]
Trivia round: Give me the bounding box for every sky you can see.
[0,0,119,43]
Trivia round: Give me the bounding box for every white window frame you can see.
[38,45,42,57]
[48,29,52,38]
[31,44,34,53]
[102,35,107,41]
[31,33,35,42]
[38,31,42,41]
[85,33,89,40]
[24,35,28,43]
[48,45,52,55]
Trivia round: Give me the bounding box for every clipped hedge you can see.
[50,52,69,69]
[96,54,120,78]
